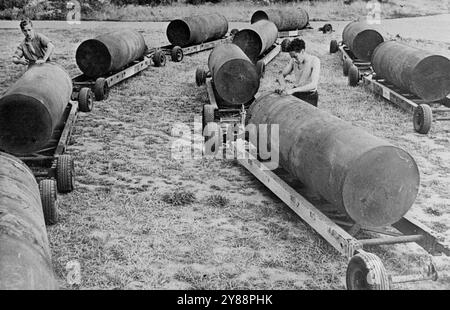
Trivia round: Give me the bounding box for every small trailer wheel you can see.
[56,155,75,193]
[39,179,59,226]
[346,251,390,290]
[281,38,291,52]
[153,50,167,67]
[343,58,352,76]
[78,87,94,112]
[348,64,360,87]
[230,28,239,36]
[256,60,266,79]
[94,78,109,101]
[330,40,339,53]
[196,68,207,86]
[413,104,433,134]
[171,46,184,62]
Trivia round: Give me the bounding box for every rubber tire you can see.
[343,58,352,76]
[56,155,75,193]
[196,68,207,86]
[330,39,338,54]
[256,60,266,79]
[230,28,239,36]
[348,64,360,87]
[39,179,58,226]
[323,23,333,33]
[413,104,433,134]
[171,46,184,62]
[78,87,94,112]
[346,251,390,290]
[94,78,109,101]
[281,38,291,52]
[153,50,166,67]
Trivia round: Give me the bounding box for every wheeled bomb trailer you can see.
[73,29,167,101]
[196,44,260,140]
[196,40,281,138]
[162,14,235,63]
[0,63,90,226]
[236,93,450,290]
[0,152,58,290]
[329,21,384,77]
[348,41,450,134]
[251,7,312,40]
[232,19,281,77]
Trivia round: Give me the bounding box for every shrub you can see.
[0,0,29,10]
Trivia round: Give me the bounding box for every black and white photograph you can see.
[0,0,449,293]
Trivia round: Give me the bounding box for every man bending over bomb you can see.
[275,38,320,107]
[12,19,55,68]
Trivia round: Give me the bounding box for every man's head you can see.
[287,38,306,61]
[20,19,34,40]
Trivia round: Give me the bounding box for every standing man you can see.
[12,19,55,68]
[275,38,321,107]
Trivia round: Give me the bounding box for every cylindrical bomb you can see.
[166,14,228,47]
[208,43,260,107]
[247,93,420,228]
[372,41,450,102]
[0,152,58,290]
[342,21,384,61]
[0,63,72,155]
[76,29,147,78]
[250,8,309,32]
[232,20,278,63]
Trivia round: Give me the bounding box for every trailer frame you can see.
[197,42,281,138]
[152,35,234,63]
[329,39,372,77]
[4,100,88,225]
[233,135,449,290]
[72,48,167,101]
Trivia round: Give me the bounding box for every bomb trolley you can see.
[195,43,281,136]
[13,99,92,226]
[347,68,450,135]
[72,49,167,101]
[329,39,372,78]
[229,132,450,290]
[152,32,237,63]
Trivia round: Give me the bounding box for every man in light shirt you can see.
[276,38,321,107]
[12,19,55,68]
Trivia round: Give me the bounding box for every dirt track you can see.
[0,15,449,289]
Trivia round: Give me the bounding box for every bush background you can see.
[0,0,447,21]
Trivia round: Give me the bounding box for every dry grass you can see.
[0,18,449,290]
[81,0,448,22]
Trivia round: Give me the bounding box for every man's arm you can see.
[277,59,294,90]
[41,42,54,62]
[287,58,320,93]
[36,33,54,64]
[12,46,28,65]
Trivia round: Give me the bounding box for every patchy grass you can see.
[206,194,230,208]
[162,189,197,206]
[0,19,449,290]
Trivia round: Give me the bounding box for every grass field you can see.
[0,19,449,289]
